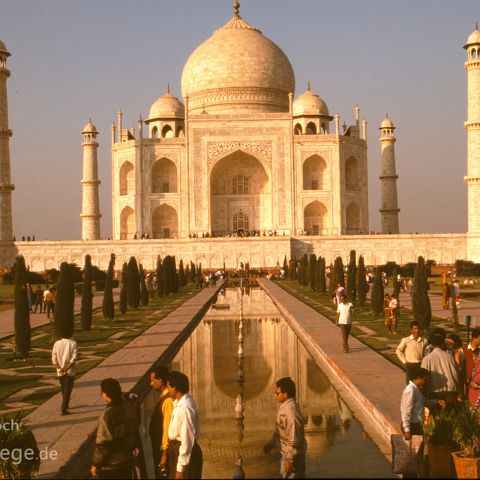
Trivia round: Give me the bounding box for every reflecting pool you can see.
[139,287,395,478]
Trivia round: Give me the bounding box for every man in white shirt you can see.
[396,321,428,384]
[167,371,202,479]
[336,294,354,353]
[51,336,77,415]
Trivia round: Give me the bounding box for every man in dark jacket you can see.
[91,378,140,479]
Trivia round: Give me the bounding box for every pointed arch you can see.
[161,125,173,138]
[306,122,317,135]
[152,204,178,239]
[294,123,303,135]
[152,157,177,193]
[120,206,136,239]
[304,201,328,235]
[176,125,184,137]
[346,201,361,234]
[151,126,158,139]
[119,161,135,196]
[345,156,360,191]
[303,155,327,190]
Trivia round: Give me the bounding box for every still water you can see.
[139,287,395,478]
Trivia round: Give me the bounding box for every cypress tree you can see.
[127,256,140,308]
[333,256,345,290]
[328,263,335,296]
[283,255,289,278]
[163,256,172,295]
[172,256,179,293]
[81,255,93,331]
[289,260,296,281]
[14,256,31,358]
[370,268,384,317]
[103,253,115,321]
[54,262,75,339]
[190,261,197,282]
[412,256,431,331]
[308,254,317,290]
[299,255,308,286]
[318,257,327,293]
[156,256,163,297]
[198,263,202,281]
[119,262,128,314]
[356,255,368,306]
[178,259,186,288]
[185,264,190,284]
[346,250,357,302]
[139,264,149,306]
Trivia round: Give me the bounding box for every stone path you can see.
[0,290,120,340]
[24,283,223,479]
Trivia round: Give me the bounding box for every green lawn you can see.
[0,284,14,297]
[0,284,202,413]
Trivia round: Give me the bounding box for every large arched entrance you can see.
[152,204,178,238]
[210,150,271,234]
[346,201,361,234]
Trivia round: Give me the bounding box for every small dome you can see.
[83,120,98,133]
[149,88,185,119]
[380,117,394,129]
[465,27,480,48]
[293,86,329,116]
[0,40,10,57]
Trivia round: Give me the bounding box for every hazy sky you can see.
[2,0,479,240]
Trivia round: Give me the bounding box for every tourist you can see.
[91,378,140,479]
[383,293,392,334]
[463,328,480,386]
[335,282,345,305]
[51,334,77,415]
[453,279,461,308]
[400,366,444,440]
[149,367,174,478]
[396,321,428,384]
[263,377,307,478]
[26,283,34,313]
[445,333,466,401]
[467,348,480,407]
[33,285,43,313]
[441,282,450,310]
[421,333,459,405]
[336,294,354,353]
[44,285,54,320]
[167,371,202,479]
[389,294,398,335]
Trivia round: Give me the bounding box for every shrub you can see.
[346,250,357,302]
[127,257,140,309]
[54,262,75,339]
[14,256,31,358]
[119,262,128,314]
[139,264,149,306]
[370,268,384,317]
[356,255,368,307]
[103,253,115,321]
[80,255,93,331]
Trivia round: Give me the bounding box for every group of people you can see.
[383,293,399,335]
[25,284,56,319]
[51,332,307,479]
[397,322,480,442]
[441,279,462,310]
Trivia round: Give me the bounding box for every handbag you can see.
[391,434,424,475]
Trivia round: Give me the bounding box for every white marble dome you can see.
[181,10,295,114]
[82,120,98,133]
[149,89,185,119]
[465,27,480,47]
[380,117,394,129]
[293,87,329,116]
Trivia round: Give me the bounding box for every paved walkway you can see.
[259,279,404,457]
[0,290,120,340]
[25,284,223,479]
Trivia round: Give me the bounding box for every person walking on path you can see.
[383,293,392,335]
[468,351,480,407]
[336,294,354,353]
[401,366,444,440]
[26,283,34,313]
[446,333,467,401]
[33,285,43,313]
[421,333,459,405]
[263,377,307,479]
[91,378,140,479]
[441,282,450,310]
[51,335,77,415]
[396,321,428,384]
[149,367,174,478]
[389,294,399,335]
[335,283,345,306]
[167,371,203,479]
[44,286,54,321]
[463,328,480,382]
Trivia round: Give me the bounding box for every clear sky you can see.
[1,0,479,240]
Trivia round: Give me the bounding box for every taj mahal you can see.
[1,2,480,270]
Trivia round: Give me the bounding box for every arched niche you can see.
[152,204,178,239]
[120,206,136,239]
[152,157,177,193]
[294,123,303,135]
[119,161,135,196]
[345,201,361,234]
[161,125,174,138]
[345,156,360,191]
[306,122,317,135]
[303,155,327,190]
[304,201,328,235]
[151,126,158,139]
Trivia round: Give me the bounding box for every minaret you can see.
[379,116,400,233]
[0,40,14,242]
[81,120,101,240]
[464,24,480,233]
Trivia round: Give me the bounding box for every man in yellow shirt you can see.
[149,367,174,478]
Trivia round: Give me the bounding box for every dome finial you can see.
[167,82,170,94]
[234,0,240,16]
[307,80,311,91]
[476,20,479,31]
